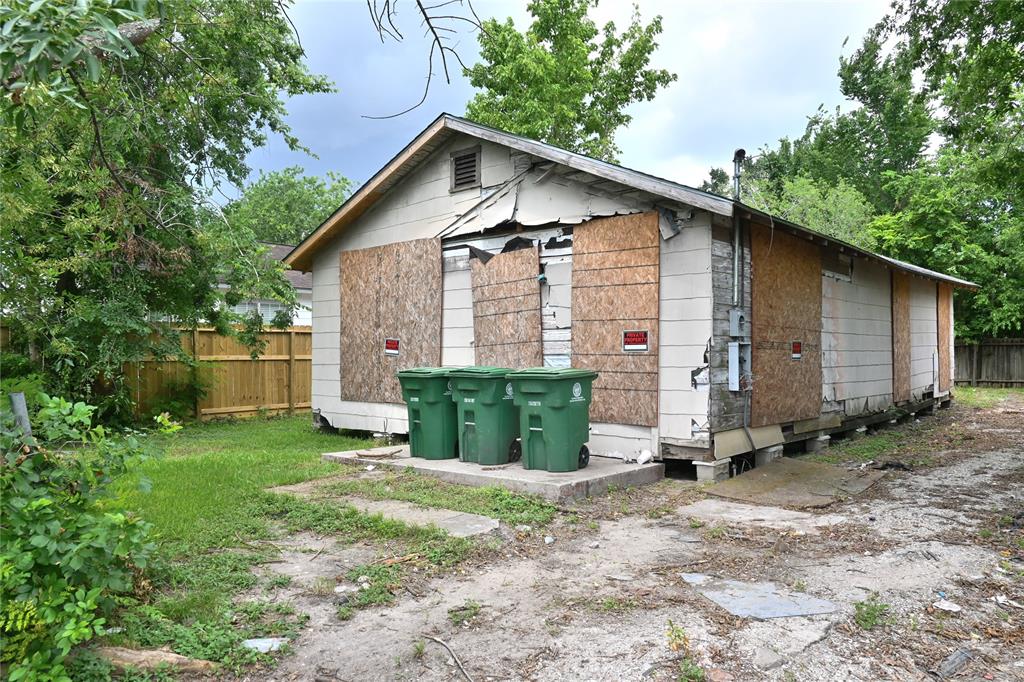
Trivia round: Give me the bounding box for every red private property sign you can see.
[384,338,400,356]
[622,330,649,352]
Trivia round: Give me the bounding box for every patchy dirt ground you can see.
[242,393,1024,682]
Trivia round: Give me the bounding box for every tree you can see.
[223,167,352,245]
[464,0,676,162]
[0,0,331,419]
[747,176,875,248]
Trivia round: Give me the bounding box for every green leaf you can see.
[27,36,49,62]
[84,51,100,81]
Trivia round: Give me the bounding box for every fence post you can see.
[192,328,201,419]
[288,329,296,414]
[972,341,982,386]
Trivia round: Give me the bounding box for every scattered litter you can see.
[588,541,600,549]
[932,599,962,613]
[103,626,124,635]
[991,594,1024,609]
[933,648,973,679]
[357,575,370,584]
[681,573,836,619]
[544,535,555,545]
[637,450,654,465]
[241,637,288,653]
[515,524,532,533]
[364,464,376,472]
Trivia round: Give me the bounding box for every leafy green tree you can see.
[747,176,875,248]
[0,0,331,419]
[464,0,676,162]
[224,167,352,245]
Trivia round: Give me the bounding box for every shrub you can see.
[0,395,169,680]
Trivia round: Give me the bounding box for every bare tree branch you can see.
[362,0,483,118]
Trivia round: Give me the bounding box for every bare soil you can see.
[243,394,1024,682]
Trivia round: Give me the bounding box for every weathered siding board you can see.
[750,225,822,427]
[659,213,713,444]
[709,220,751,432]
[540,241,573,368]
[909,277,939,399]
[441,257,475,367]
[821,258,894,415]
[572,212,660,427]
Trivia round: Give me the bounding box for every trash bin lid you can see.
[448,366,511,378]
[396,367,455,378]
[506,367,598,380]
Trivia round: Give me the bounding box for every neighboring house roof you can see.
[285,113,977,289]
[265,243,312,290]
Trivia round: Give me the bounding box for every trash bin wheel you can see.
[508,439,522,463]
[578,445,590,469]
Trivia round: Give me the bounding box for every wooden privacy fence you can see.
[128,327,312,419]
[955,338,1024,387]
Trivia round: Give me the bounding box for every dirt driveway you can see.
[250,393,1024,682]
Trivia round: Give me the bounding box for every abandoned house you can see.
[285,114,977,471]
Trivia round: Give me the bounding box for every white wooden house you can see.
[286,114,975,466]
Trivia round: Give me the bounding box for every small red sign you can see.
[791,341,802,359]
[384,338,400,356]
[623,330,649,352]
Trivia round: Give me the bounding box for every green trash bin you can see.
[396,368,458,460]
[506,367,598,472]
[449,367,520,465]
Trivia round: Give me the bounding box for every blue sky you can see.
[243,0,889,193]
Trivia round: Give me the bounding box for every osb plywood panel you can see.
[340,247,381,403]
[340,238,442,404]
[892,271,912,403]
[378,238,443,403]
[937,282,953,392]
[471,246,543,368]
[750,225,822,427]
[571,212,659,426]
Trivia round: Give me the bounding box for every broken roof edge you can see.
[738,203,979,290]
[285,112,979,291]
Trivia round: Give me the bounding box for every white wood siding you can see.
[441,254,474,367]
[910,277,938,399]
[658,215,714,446]
[821,259,894,415]
[310,135,513,432]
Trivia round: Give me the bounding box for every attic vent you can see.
[450,146,481,192]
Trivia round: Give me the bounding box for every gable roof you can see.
[285,113,977,289]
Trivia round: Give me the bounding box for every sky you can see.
[243,0,891,194]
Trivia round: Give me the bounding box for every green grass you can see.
[954,386,1020,409]
[118,416,368,550]
[447,599,482,626]
[324,469,557,526]
[101,416,478,677]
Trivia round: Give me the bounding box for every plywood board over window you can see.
[571,212,660,427]
[750,225,822,427]
[937,282,953,393]
[471,246,543,368]
[340,238,442,404]
[892,271,912,403]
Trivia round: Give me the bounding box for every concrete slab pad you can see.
[343,498,499,538]
[322,446,664,502]
[681,573,837,619]
[675,499,847,533]
[707,457,885,509]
